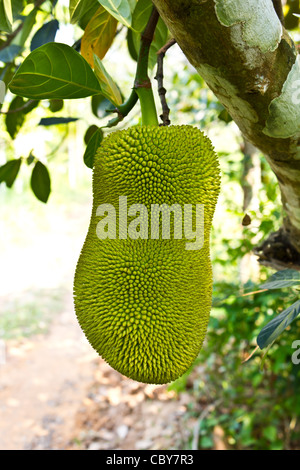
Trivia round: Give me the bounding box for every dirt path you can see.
[0,288,196,450]
[0,290,98,450]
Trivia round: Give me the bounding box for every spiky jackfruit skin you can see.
[74,125,220,384]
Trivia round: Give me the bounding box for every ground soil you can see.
[0,289,197,450]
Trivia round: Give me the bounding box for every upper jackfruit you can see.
[73,125,220,384]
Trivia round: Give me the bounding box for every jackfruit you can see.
[74,125,220,384]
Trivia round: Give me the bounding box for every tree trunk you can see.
[152,0,300,265]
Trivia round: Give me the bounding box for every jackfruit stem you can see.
[135,87,159,126]
[134,7,159,126]
[105,8,160,128]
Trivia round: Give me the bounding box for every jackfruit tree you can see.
[1,0,300,381]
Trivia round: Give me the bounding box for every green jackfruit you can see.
[74,125,220,384]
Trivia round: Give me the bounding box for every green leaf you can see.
[84,124,99,145]
[69,0,100,29]
[0,7,37,62]
[132,0,152,32]
[257,300,300,349]
[49,99,64,113]
[0,80,5,108]
[97,0,135,28]
[127,29,138,62]
[22,98,39,115]
[26,152,35,166]
[218,108,233,123]
[263,426,277,442]
[259,269,300,290]
[148,18,168,69]
[11,0,24,20]
[1,64,16,111]
[81,5,118,67]
[259,341,275,371]
[38,117,79,126]
[79,1,100,29]
[9,42,102,100]
[83,127,103,168]
[12,7,37,48]
[69,0,85,23]
[0,44,22,63]
[30,19,59,51]
[5,96,38,138]
[30,161,51,203]
[0,158,21,188]
[0,0,13,33]
[200,436,214,449]
[93,54,122,106]
[91,94,113,118]
[5,95,26,139]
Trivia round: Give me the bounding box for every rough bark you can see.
[152,0,300,262]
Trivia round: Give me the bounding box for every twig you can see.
[133,7,160,126]
[0,0,48,52]
[134,7,160,90]
[155,38,176,126]
[0,99,38,114]
[0,23,23,51]
[47,129,69,160]
[242,345,259,363]
[191,399,222,450]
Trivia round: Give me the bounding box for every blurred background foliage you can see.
[1,0,300,451]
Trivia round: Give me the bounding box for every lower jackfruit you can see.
[74,125,220,384]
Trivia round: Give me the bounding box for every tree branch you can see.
[134,7,160,126]
[0,99,37,114]
[0,23,23,51]
[272,0,285,25]
[105,7,159,128]
[155,38,176,126]
[152,0,300,258]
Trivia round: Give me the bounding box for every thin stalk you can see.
[135,86,158,126]
[272,0,285,26]
[105,89,138,128]
[134,7,160,126]
[104,7,160,128]
[0,99,38,114]
[155,38,176,125]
